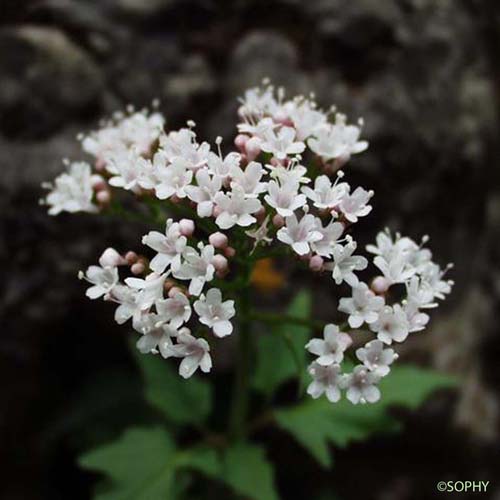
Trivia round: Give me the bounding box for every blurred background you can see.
[1,0,500,498]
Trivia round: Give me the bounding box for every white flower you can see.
[288,100,327,140]
[185,168,222,218]
[154,157,193,200]
[338,282,385,328]
[404,300,430,333]
[156,292,192,329]
[324,239,368,287]
[420,262,454,300]
[142,219,187,273]
[230,161,267,198]
[264,180,307,217]
[308,115,368,162]
[301,175,349,211]
[268,162,309,185]
[342,365,380,404]
[105,147,146,191]
[214,185,262,229]
[310,219,344,258]
[405,276,437,309]
[173,245,216,296]
[245,215,273,251]
[237,117,275,138]
[373,251,416,286]
[339,187,373,223]
[169,331,212,378]
[108,284,140,325]
[369,304,410,344]
[44,162,97,215]
[305,324,352,365]
[160,128,210,169]
[194,288,235,337]
[238,86,277,119]
[356,339,397,377]
[134,314,177,357]
[79,265,118,299]
[125,273,167,311]
[366,230,418,262]
[277,213,323,256]
[260,126,305,160]
[207,151,241,179]
[307,362,343,403]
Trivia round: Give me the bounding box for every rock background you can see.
[1,0,500,499]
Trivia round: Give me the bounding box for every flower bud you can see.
[95,157,106,171]
[234,134,249,152]
[371,276,390,294]
[168,286,184,298]
[179,219,195,237]
[131,262,145,275]
[224,246,236,258]
[255,206,266,223]
[213,205,222,217]
[209,232,228,249]
[96,190,111,205]
[309,255,324,272]
[125,251,138,264]
[99,247,126,267]
[91,175,106,191]
[212,254,228,273]
[245,137,261,161]
[272,214,285,228]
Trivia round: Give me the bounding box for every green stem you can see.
[229,268,252,440]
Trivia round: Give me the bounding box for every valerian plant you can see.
[42,81,456,499]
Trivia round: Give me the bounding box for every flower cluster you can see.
[42,81,453,402]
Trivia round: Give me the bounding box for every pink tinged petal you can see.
[292,241,310,256]
[149,253,171,274]
[86,285,105,299]
[348,314,364,329]
[363,385,381,403]
[200,352,212,373]
[326,385,341,403]
[136,334,157,354]
[216,212,236,229]
[179,355,200,379]
[346,387,361,404]
[307,380,324,399]
[213,320,233,337]
[189,277,205,297]
[317,354,339,366]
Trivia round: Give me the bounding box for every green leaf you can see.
[80,428,223,500]
[132,343,212,426]
[274,365,457,468]
[79,427,177,500]
[220,443,279,500]
[252,290,312,397]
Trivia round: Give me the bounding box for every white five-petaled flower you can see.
[169,331,212,378]
[306,324,352,365]
[134,313,177,357]
[108,284,140,325]
[307,362,343,403]
[324,239,368,287]
[230,161,267,198]
[403,301,430,333]
[356,339,397,377]
[310,219,344,258]
[194,288,235,337]
[277,213,323,256]
[308,115,368,162]
[301,175,349,211]
[156,291,192,329]
[264,180,307,217]
[341,365,381,404]
[339,187,373,223]
[214,185,262,229]
[185,168,222,218]
[142,219,187,273]
[125,273,167,311]
[207,151,241,179]
[160,128,210,169]
[260,126,305,160]
[44,162,97,215]
[369,304,410,345]
[338,282,385,328]
[79,265,119,299]
[154,157,193,200]
[373,251,416,286]
[173,245,216,296]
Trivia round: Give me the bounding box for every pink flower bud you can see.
[234,134,249,152]
[213,205,222,217]
[309,255,324,272]
[125,251,138,264]
[212,254,228,272]
[95,157,106,171]
[224,246,236,258]
[245,137,261,161]
[96,190,111,205]
[131,262,145,275]
[371,276,390,294]
[179,219,195,237]
[209,232,228,249]
[272,214,285,228]
[255,206,266,223]
[170,195,181,204]
[168,286,184,298]
[99,247,126,267]
[91,175,106,191]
